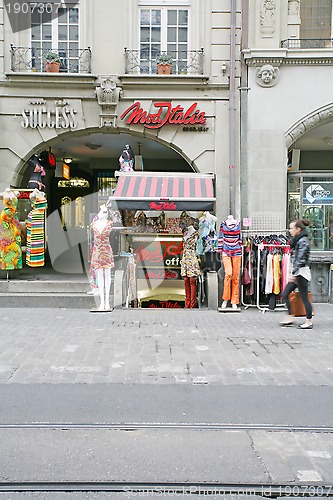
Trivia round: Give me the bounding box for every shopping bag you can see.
[289,291,314,317]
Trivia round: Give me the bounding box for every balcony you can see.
[10,45,92,73]
[281,39,333,49]
[124,48,204,75]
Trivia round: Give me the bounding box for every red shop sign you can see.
[120,101,206,129]
[149,201,177,210]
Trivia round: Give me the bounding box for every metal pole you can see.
[229,0,237,216]
[240,0,249,220]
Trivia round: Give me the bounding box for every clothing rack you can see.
[241,242,290,313]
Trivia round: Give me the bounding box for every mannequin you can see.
[27,155,46,192]
[180,225,201,308]
[119,144,134,172]
[0,188,22,271]
[90,205,114,311]
[218,215,242,310]
[197,211,217,255]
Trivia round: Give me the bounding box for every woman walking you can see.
[281,219,313,329]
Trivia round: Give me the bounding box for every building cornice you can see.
[243,48,333,66]
[119,74,211,89]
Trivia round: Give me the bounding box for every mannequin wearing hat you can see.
[180,225,201,308]
[218,215,242,310]
[119,144,134,172]
[90,204,114,311]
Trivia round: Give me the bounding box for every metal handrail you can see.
[124,48,204,75]
[10,45,92,73]
[281,38,333,49]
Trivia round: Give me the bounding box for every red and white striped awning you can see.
[113,172,215,211]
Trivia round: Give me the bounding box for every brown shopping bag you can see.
[289,291,314,317]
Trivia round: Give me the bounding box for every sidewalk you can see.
[0,304,332,385]
[1,304,333,492]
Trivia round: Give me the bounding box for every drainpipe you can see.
[229,0,237,217]
[240,0,249,220]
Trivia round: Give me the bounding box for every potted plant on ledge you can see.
[156,54,173,75]
[44,52,61,73]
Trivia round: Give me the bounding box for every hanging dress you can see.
[0,194,22,271]
[26,196,47,267]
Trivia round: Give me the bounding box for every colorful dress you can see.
[180,232,201,278]
[197,216,217,255]
[0,194,22,271]
[26,195,47,267]
[90,220,114,269]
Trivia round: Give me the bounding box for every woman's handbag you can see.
[289,291,314,317]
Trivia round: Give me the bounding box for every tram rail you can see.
[0,422,332,432]
[0,480,333,496]
[1,423,333,496]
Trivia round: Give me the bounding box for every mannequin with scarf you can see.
[281,219,313,329]
[218,215,242,309]
[180,225,201,308]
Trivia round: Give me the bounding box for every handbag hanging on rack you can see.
[289,291,314,317]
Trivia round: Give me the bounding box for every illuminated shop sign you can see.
[303,182,333,205]
[21,99,77,129]
[120,101,206,129]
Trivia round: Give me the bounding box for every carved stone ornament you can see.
[255,64,280,87]
[288,0,300,16]
[260,0,276,37]
[95,77,122,127]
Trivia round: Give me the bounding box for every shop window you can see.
[140,6,189,73]
[300,0,332,41]
[31,6,79,72]
[96,172,117,198]
[288,173,333,251]
[75,197,85,228]
[61,196,72,229]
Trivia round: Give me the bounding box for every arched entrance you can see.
[286,105,333,302]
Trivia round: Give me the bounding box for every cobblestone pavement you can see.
[0,304,332,385]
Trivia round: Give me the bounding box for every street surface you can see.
[0,304,332,499]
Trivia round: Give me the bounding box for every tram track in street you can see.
[1,423,333,496]
[0,422,332,432]
[0,480,333,496]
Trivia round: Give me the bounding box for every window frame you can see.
[30,6,80,72]
[139,5,190,74]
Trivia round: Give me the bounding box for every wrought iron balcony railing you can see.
[10,45,92,73]
[124,48,204,75]
[281,38,333,49]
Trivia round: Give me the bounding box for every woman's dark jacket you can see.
[290,229,310,275]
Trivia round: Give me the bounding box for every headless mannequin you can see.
[219,214,242,310]
[91,205,114,311]
[201,211,217,223]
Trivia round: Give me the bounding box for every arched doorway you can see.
[286,106,333,302]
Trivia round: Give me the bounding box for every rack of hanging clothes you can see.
[241,232,290,313]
